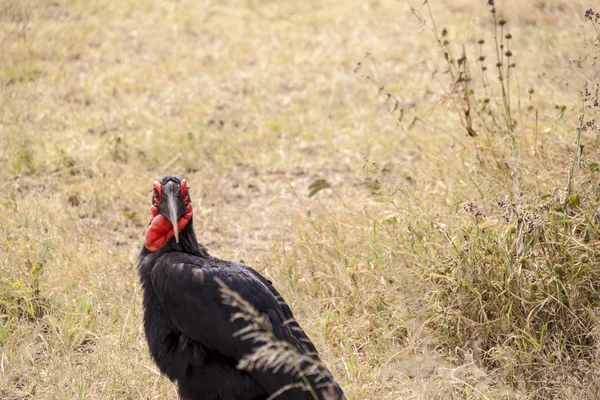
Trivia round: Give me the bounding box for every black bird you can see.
[138,175,345,400]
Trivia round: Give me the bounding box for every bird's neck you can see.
[173,219,209,257]
[138,218,208,296]
[141,217,209,260]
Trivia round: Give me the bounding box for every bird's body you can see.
[139,250,270,400]
[138,175,344,400]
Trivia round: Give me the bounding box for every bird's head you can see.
[145,174,193,252]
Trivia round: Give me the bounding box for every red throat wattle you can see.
[145,180,193,252]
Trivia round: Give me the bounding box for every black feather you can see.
[138,176,344,400]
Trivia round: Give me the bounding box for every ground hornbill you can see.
[138,174,345,400]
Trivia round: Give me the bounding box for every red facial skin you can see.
[145,180,193,252]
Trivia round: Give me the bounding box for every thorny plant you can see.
[358,2,600,397]
[565,8,600,212]
[359,1,521,141]
[216,278,341,400]
[436,5,600,397]
[423,0,518,137]
[357,0,529,200]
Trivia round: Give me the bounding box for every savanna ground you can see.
[2,0,600,398]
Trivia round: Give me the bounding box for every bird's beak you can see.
[156,180,187,245]
[164,194,181,243]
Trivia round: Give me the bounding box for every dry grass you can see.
[0,0,598,398]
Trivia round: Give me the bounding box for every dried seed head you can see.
[499,19,507,26]
[505,33,512,39]
[510,62,516,68]
[479,56,485,61]
[478,39,485,45]
[505,50,513,57]
[529,88,535,94]
[496,62,502,67]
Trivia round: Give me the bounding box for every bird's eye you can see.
[181,179,189,203]
[152,180,163,204]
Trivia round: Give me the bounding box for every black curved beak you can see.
[157,181,186,243]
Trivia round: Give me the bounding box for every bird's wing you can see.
[241,265,321,357]
[150,252,341,399]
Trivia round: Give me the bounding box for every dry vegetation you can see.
[1,0,599,398]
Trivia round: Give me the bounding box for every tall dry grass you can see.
[1,0,598,399]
